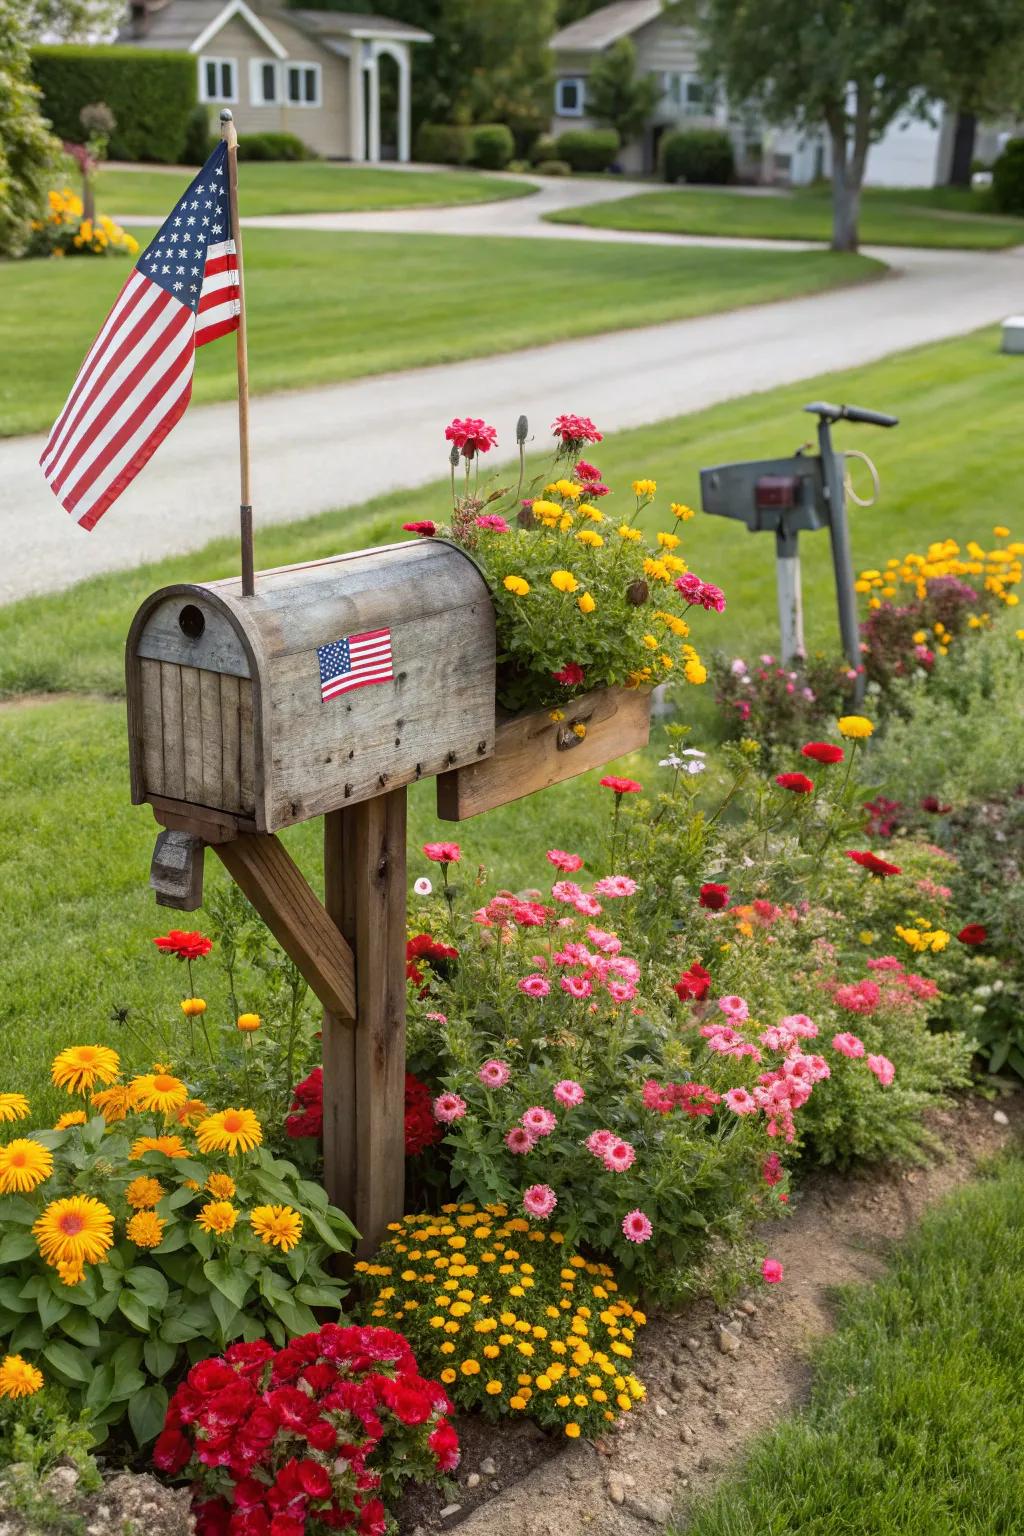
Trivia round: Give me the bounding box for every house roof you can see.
[551,0,663,53]
[118,0,431,49]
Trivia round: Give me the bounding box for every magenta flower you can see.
[551,880,584,905]
[622,1209,653,1244]
[593,875,638,899]
[586,927,622,955]
[832,1032,865,1059]
[521,1106,557,1137]
[433,1092,467,1124]
[724,1087,758,1115]
[762,1257,784,1284]
[445,416,498,459]
[422,841,461,865]
[560,975,592,1000]
[547,849,584,873]
[474,514,510,532]
[505,1126,536,1155]
[585,1129,614,1157]
[717,994,750,1022]
[518,974,552,999]
[522,1183,558,1219]
[573,893,603,918]
[478,1059,510,1089]
[602,1139,636,1173]
[552,413,602,447]
[606,979,636,1004]
[866,1053,895,1085]
[553,1079,585,1108]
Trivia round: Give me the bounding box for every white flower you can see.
[413,876,433,896]
[659,753,684,769]
[682,760,706,776]
[682,748,705,758]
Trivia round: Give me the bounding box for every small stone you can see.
[42,1466,80,1505]
[685,1337,701,1354]
[479,1457,497,1476]
[655,1404,668,1418]
[624,1494,673,1525]
[680,1424,697,1445]
[724,1317,743,1338]
[671,1369,689,1391]
[994,1109,1010,1126]
[465,1472,481,1488]
[607,1476,626,1506]
[412,1526,427,1536]
[740,1299,757,1316]
[490,1481,502,1493]
[440,1505,462,1520]
[718,1328,741,1356]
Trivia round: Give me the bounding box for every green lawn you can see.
[90,162,535,217]
[675,1155,1024,1535]
[1,231,877,437]
[547,184,1024,249]
[0,325,1020,1113]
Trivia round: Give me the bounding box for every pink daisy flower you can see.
[602,1139,636,1173]
[560,975,592,999]
[866,1053,895,1085]
[585,1129,614,1157]
[780,1013,817,1037]
[762,1258,784,1284]
[518,973,551,998]
[522,1184,558,1219]
[606,979,636,1003]
[547,850,584,873]
[622,1209,653,1244]
[433,1092,467,1124]
[422,842,461,865]
[608,956,640,982]
[474,514,510,532]
[832,1032,865,1059]
[573,894,603,918]
[553,1079,585,1108]
[505,1126,536,1155]
[478,1059,511,1089]
[586,927,622,955]
[724,1087,758,1115]
[593,875,638,899]
[718,994,750,1022]
[522,1106,557,1137]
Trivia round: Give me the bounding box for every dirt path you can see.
[400,1091,1022,1535]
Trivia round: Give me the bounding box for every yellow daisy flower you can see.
[0,1094,30,1124]
[126,1212,165,1248]
[34,1195,114,1270]
[196,1108,263,1157]
[0,1139,53,1194]
[51,1045,120,1096]
[249,1204,303,1253]
[197,1200,239,1235]
[130,1072,189,1116]
[0,1356,43,1399]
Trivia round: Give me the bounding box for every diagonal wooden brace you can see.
[211,833,356,1021]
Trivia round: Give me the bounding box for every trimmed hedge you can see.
[555,128,620,173]
[660,126,734,185]
[415,121,514,169]
[31,45,197,164]
[237,131,315,161]
[992,138,1024,215]
[470,123,514,170]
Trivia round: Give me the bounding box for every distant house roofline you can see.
[120,0,432,50]
[551,0,664,53]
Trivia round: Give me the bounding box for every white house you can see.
[119,0,432,162]
[550,0,955,186]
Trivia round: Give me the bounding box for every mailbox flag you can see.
[318,630,394,701]
[39,142,240,531]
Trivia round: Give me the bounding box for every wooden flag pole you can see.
[219,109,255,598]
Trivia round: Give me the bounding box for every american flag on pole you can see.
[39,141,240,531]
[317,630,395,701]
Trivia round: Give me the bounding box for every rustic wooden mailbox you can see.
[127,540,649,1255]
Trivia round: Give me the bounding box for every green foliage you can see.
[992,136,1024,213]
[660,126,735,184]
[415,122,472,164]
[20,0,124,43]
[237,131,316,162]
[0,1108,356,1443]
[535,158,572,176]
[530,133,557,164]
[31,46,197,163]
[680,1157,1024,1535]
[182,105,213,166]
[585,38,660,145]
[0,1390,101,1533]
[469,122,515,170]
[359,1209,646,1436]
[0,0,61,259]
[555,128,620,172]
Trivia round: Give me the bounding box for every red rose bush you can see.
[155,1325,456,1535]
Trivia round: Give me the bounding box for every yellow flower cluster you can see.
[894,919,950,954]
[357,1205,645,1440]
[38,188,139,259]
[855,533,1022,608]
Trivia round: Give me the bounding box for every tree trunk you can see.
[82,171,95,226]
[948,111,977,187]
[827,118,859,252]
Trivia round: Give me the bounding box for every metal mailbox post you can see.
[700,402,898,698]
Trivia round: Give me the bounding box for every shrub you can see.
[661,127,734,185]
[182,104,212,166]
[236,131,315,162]
[0,1047,355,1443]
[31,46,196,164]
[415,122,472,166]
[469,122,515,170]
[26,186,138,259]
[992,136,1024,214]
[535,158,572,176]
[155,1325,455,1532]
[358,1207,645,1438]
[555,128,620,172]
[530,133,557,164]
[1,1,62,259]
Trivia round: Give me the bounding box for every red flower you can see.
[846,850,902,877]
[600,775,642,795]
[801,741,844,765]
[405,1073,443,1157]
[153,1427,191,1474]
[921,795,953,814]
[285,1068,323,1140]
[153,929,212,961]
[674,961,712,1000]
[406,934,459,967]
[551,413,602,447]
[296,1460,332,1500]
[575,460,601,481]
[358,1500,388,1536]
[552,662,586,686]
[402,520,436,537]
[422,841,461,864]
[445,417,497,458]
[427,1418,461,1472]
[776,772,814,794]
[957,924,987,945]
[698,883,729,911]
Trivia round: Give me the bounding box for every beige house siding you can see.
[195,12,350,157]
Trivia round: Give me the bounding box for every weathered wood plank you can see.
[150,796,251,843]
[160,663,185,802]
[436,685,652,821]
[149,829,205,911]
[139,658,165,800]
[239,679,255,815]
[212,833,356,1020]
[220,673,242,812]
[180,665,204,804]
[324,790,407,1256]
[199,670,223,808]
[135,596,250,677]
[322,809,357,1227]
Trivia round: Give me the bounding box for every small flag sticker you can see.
[317,629,394,701]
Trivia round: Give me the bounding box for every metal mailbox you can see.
[126,540,496,833]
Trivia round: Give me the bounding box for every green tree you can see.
[21,0,124,41]
[586,37,659,146]
[926,0,1024,183]
[677,0,1024,250]
[0,0,61,258]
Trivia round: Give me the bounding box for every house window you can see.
[199,56,237,104]
[662,71,710,117]
[555,77,585,117]
[286,62,321,107]
[250,59,279,105]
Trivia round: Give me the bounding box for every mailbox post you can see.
[700,402,898,698]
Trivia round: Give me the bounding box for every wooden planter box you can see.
[436,684,651,821]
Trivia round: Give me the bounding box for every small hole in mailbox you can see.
[178,604,205,640]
